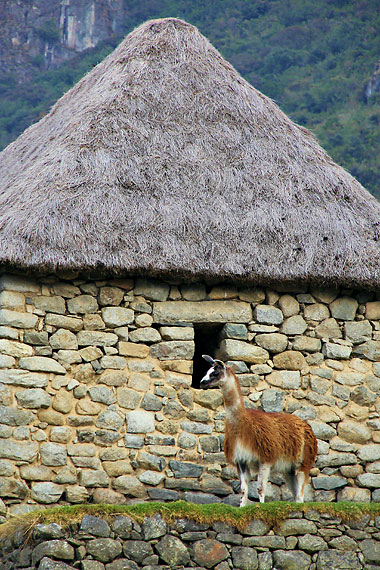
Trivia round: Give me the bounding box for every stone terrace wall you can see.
[1,512,380,570]
[1,272,380,517]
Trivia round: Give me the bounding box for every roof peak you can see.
[0,18,379,288]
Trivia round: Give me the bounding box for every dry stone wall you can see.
[1,272,380,517]
[1,512,380,570]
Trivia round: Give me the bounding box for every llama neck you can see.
[220,367,244,422]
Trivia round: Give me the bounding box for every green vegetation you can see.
[1,501,380,541]
[0,0,379,198]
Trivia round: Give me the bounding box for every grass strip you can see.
[1,500,380,542]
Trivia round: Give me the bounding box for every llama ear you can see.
[214,359,226,369]
[202,355,215,366]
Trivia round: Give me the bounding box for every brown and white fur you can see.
[200,355,317,505]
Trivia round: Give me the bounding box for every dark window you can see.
[192,323,223,388]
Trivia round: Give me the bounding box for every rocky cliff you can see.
[0,0,124,80]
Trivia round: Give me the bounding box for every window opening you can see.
[192,323,223,389]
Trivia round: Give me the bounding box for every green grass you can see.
[1,500,380,542]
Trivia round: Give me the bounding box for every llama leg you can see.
[257,463,271,503]
[237,461,250,507]
[294,470,306,503]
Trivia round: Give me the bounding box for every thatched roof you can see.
[1,18,380,288]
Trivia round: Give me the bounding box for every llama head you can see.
[200,355,227,388]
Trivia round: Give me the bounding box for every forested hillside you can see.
[0,0,379,198]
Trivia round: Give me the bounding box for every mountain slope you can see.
[0,0,379,198]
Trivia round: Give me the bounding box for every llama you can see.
[200,355,318,505]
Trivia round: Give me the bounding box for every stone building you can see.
[1,18,380,517]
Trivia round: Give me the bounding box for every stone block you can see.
[273,350,306,370]
[315,317,342,339]
[293,335,321,352]
[357,473,380,488]
[20,465,53,481]
[330,297,358,321]
[118,341,149,358]
[181,421,213,434]
[79,470,110,488]
[0,291,25,310]
[153,301,252,324]
[98,287,124,306]
[126,410,155,433]
[337,487,371,502]
[102,307,134,328]
[266,370,300,389]
[96,408,124,431]
[112,475,147,497]
[24,331,49,345]
[33,295,66,314]
[350,385,377,406]
[40,443,67,466]
[77,331,118,347]
[335,372,364,386]
[191,538,228,568]
[0,406,34,426]
[182,284,207,300]
[281,315,307,335]
[38,409,65,425]
[0,325,19,340]
[338,420,371,444]
[273,551,311,570]
[129,327,161,344]
[217,339,268,363]
[57,350,82,366]
[0,354,16,368]
[88,386,116,405]
[278,294,300,317]
[15,388,52,409]
[312,476,347,490]
[117,387,141,409]
[160,326,194,340]
[304,303,330,322]
[298,534,328,553]
[45,313,83,332]
[100,355,127,369]
[31,482,64,504]
[103,460,133,477]
[67,295,98,314]
[0,274,39,293]
[279,519,317,536]
[52,283,81,298]
[322,342,351,359]
[0,339,33,357]
[0,440,38,462]
[308,421,336,441]
[134,278,170,301]
[19,356,66,374]
[353,340,380,361]
[366,301,380,320]
[220,323,248,340]
[135,313,153,327]
[344,320,372,344]
[209,285,238,300]
[358,444,380,462]
[255,333,287,353]
[50,427,72,443]
[194,390,224,410]
[261,389,284,412]
[150,340,195,360]
[50,329,78,350]
[238,287,265,303]
[254,304,283,325]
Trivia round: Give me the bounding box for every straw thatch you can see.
[1,18,380,288]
